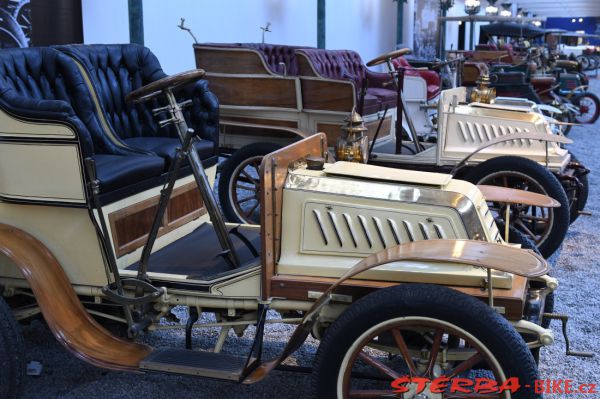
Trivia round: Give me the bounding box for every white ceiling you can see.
[509,0,600,18]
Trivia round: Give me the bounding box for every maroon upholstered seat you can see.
[295,48,396,113]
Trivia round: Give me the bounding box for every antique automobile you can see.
[0,44,592,399]
[195,42,585,258]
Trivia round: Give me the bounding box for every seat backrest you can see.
[57,43,220,147]
[0,47,127,156]
[55,44,167,140]
[242,43,310,75]
[296,48,366,86]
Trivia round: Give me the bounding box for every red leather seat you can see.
[392,57,441,100]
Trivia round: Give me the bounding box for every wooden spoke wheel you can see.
[341,319,506,399]
[312,284,540,399]
[464,156,570,259]
[572,92,600,124]
[218,142,281,224]
[228,155,263,224]
[479,171,553,246]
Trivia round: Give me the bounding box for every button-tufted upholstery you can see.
[55,44,219,168]
[0,47,165,195]
[392,56,441,100]
[296,48,396,114]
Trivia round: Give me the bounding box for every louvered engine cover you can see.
[277,163,511,288]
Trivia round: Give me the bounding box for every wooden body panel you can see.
[205,74,299,109]
[260,134,328,299]
[270,274,528,320]
[108,182,206,257]
[300,77,356,112]
[194,46,272,75]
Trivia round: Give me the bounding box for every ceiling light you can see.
[500,3,512,17]
[579,18,583,22]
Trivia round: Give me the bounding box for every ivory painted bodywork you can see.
[277,162,509,288]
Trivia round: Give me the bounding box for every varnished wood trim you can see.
[260,134,328,300]
[194,47,274,75]
[296,52,319,77]
[108,182,206,257]
[222,116,298,129]
[0,223,152,370]
[300,77,356,112]
[205,75,298,109]
[271,274,528,320]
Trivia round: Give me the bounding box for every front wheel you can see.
[312,284,540,399]
[571,92,600,124]
[465,156,570,259]
[218,142,282,224]
[0,296,25,399]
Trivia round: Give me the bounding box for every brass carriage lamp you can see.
[471,74,496,104]
[335,110,369,164]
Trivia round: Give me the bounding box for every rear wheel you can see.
[0,295,25,399]
[465,156,570,259]
[571,92,600,124]
[218,142,282,224]
[566,153,589,223]
[312,284,540,399]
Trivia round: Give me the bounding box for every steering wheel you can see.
[366,48,411,67]
[125,69,206,104]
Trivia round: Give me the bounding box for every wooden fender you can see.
[0,223,152,371]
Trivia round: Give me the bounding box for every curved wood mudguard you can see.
[478,185,561,208]
[244,239,547,383]
[0,223,152,371]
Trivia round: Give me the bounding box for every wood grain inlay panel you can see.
[194,48,270,74]
[109,182,206,257]
[301,79,355,112]
[207,76,298,108]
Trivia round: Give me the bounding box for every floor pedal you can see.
[140,349,249,381]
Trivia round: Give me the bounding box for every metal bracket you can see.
[543,313,594,358]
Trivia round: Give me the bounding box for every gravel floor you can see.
[17,77,600,398]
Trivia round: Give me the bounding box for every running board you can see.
[140,349,252,381]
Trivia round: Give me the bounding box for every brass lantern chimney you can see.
[471,74,496,104]
[335,110,369,163]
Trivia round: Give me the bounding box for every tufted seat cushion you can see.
[93,154,165,193]
[392,56,441,100]
[55,44,220,169]
[123,137,215,166]
[296,48,396,112]
[0,47,166,196]
[242,43,310,75]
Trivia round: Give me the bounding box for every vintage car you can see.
[0,44,592,399]
[194,44,586,258]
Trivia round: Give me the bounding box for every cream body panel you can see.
[437,87,569,171]
[0,143,85,203]
[0,109,75,139]
[278,171,509,288]
[0,204,108,287]
[325,161,452,186]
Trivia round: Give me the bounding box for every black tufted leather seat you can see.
[55,44,219,169]
[0,47,165,195]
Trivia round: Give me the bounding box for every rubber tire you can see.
[465,156,570,259]
[218,142,282,223]
[312,284,540,399]
[495,219,554,329]
[568,153,589,223]
[0,296,25,399]
[571,92,600,124]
